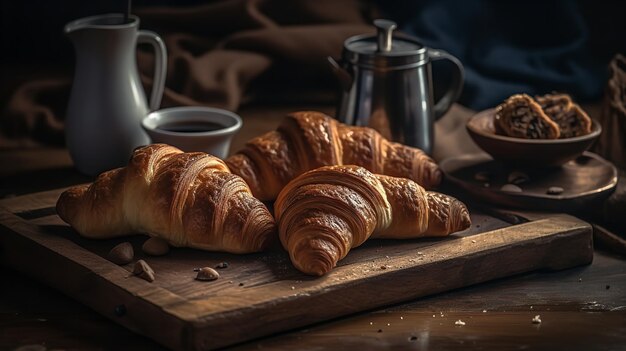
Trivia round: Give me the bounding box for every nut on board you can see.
[196,267,220,281]
[133,259,155,282]
[142,237,170,256]
[107,242,134,265]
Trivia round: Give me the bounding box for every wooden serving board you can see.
[0,187,593,350]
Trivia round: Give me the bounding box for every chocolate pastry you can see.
[494,94,560,139]
[535,93,592,138]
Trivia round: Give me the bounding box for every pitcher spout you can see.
[64,13,138,40]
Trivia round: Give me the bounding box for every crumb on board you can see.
[455,320,466,326]
[532,315,542,324]
[215,262,229,269]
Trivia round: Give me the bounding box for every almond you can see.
[133,259,155,282]
[107,242,134,265]
[142,237,170,256]
[546,186,564,195]
[195,267,219,281]
[500,184,522,193]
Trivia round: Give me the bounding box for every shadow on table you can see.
[0,166,91,198]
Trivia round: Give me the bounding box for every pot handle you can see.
[137,30,167,111]
[429,49,464,120]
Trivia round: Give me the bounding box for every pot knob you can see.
[374,19,397,52]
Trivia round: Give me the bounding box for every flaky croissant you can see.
[56,144,276,254]
[226,111,442,201]
[274,165,471,276]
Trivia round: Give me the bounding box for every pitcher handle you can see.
[137,30,167,111]
[429,49,464,120]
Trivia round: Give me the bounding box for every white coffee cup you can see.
[141,106,242,159]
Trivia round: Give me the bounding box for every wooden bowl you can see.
[466,109,602,167]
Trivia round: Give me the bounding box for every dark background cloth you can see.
[1,0,208,66]
[2,0,626,146]
[3,1,626,124]
[375,0,626,110]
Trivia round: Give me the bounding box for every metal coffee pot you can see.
[328,19,464,154]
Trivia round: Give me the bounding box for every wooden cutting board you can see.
[0,187,593,350]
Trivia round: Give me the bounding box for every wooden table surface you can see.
[1,105,625,351]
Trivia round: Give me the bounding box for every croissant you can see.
[274,165,471,276]
[56,144,276,254]
[226,111,442,201]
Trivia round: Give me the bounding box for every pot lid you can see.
[343,19,427,69]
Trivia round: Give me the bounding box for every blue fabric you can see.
[376,0,608,110]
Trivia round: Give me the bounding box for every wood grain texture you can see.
[0,189,593,350]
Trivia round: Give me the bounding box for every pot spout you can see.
[327,56,353,92]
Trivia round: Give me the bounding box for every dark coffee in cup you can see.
[157,121,224,133]
[141,106,242,158]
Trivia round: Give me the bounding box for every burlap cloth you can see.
[590,54,626,237]
[593,54,626,169]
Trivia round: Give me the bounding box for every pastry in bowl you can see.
[467,109,601,167]
[494,93,592,140]
[495,94,560,139]
[535,93,592,138]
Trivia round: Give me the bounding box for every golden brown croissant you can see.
[56,144,276,254]
[226,111,442,201]
[274,165,471,276]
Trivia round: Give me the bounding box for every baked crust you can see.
[535,93,592,138]
[274,165,471,276]
[495,94,560,139]
[56,144,277,254]
[226,111,441,201]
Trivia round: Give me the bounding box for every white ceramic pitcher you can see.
[64,13,167,176]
